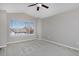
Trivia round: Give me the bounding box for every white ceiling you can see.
[0,3,79,18]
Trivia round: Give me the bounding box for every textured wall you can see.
[42,8,79,49]
[0,10,7,46]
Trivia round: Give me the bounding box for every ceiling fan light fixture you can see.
[28,3,49,11]
[37,4,42,7]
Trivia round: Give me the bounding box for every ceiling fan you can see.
[28,3,49,11]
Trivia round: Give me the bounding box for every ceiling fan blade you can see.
[37,7,39,11]
[28,3,37,7]
[42,4,49,9]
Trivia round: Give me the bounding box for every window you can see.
[9,19,35,36]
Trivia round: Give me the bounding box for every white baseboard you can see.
[0,38,38,48]
[0,45,7,48]
[7,38,37,45]
[43,39,79,51]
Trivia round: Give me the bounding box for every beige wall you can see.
[7,13,41,42]
[42,8,79,49]
[0,10,7,46]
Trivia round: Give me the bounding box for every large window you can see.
[9,19,35,36]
